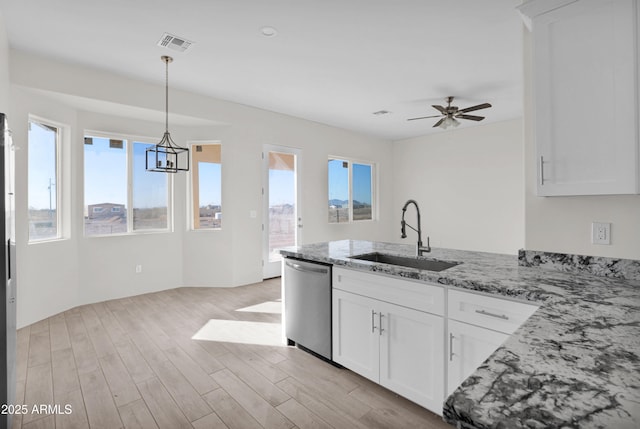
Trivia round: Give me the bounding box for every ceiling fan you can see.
[407,96,492,129]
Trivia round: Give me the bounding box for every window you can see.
[133,142,169,230]
[28,119,61,242]
[328,158,374,223]
[84,134,170,236]
[191,143,222,229]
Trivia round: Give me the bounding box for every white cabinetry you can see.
[331,267,540,413]
[446,289,538,395]
[332,268,444,413]
[447,320,508,396]
[332,290,380,381]
[524,0,639,196]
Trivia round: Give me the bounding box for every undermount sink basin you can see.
[349,252,460,272]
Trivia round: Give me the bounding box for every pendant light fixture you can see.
[146,55,189,173]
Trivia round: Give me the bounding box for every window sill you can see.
[84,229,172,239]
[28,237,68,245]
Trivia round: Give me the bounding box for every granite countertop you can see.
[279,240,640,429]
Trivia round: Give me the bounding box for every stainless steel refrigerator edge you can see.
[283,258,332,361]
[0,113,17,429]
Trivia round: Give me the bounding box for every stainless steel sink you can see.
[349,252,460,272]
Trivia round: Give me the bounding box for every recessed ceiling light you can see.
[261,26,278,37]
[372,110,391,116]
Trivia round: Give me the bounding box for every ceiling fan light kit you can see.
[408,96,492,129]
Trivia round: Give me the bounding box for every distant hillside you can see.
[329,199,348,207]
[328,199,370,207]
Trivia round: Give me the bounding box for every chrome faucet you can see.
[401,199,431,256]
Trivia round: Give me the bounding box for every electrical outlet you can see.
[591,222,611,245]
[135,264,143,274]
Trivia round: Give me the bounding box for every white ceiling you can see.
[0,0,524,140]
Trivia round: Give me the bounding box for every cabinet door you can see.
[332,289,380,382]
[446,319,508,396]
[378,301,444,414]
[534,0,638,196]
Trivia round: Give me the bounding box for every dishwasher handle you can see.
[285,260,329,275]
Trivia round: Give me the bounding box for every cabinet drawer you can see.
[333,267,444,316]
[448,289,538,334]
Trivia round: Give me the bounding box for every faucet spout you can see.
[400,199,431,256]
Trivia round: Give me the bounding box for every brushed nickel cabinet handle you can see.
[379,313,384,335]
[475,309,509,320]
[540,156,545,185]
[371,310,377,333]
[449,333,455,361]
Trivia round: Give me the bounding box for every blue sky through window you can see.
[28,122,57,210]
[328,159,349,202]
[269,169,294,206]
[133,142,167,208]
[198,161,221,206]
[84,137,127,207]
[353,163,372,205]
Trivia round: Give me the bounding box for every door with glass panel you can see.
[263,145,301,279]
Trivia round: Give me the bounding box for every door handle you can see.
[371,310,378,333]
[379,313,384,336]
[7,239,10,280]
[285,261,328,275]
[540,156,546,185]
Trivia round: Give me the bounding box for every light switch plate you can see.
[592,222,611,245]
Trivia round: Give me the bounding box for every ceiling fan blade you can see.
[407,115,442,121]
[457,103,492,114]
[432,118,445,128]
[432,105,447,114]
[456,114,485,121]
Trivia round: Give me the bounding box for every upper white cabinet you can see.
[522,0,639,196]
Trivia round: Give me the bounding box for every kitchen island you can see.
[279,240,640,429]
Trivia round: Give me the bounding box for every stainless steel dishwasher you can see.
[283,258,332,361]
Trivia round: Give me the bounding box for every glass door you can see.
[263,145,301,279]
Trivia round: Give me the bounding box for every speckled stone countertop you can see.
[279,240,640,429]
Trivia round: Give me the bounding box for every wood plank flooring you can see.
[13,278,454,429]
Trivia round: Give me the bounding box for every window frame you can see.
[188,141,222,232]
[28,115,64,243]
[83,130,173,237]
[328,156,376,224]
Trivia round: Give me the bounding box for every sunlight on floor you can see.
[192,319,285,346]
[235,300,282,314]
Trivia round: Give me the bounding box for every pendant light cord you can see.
[165,56,169,134]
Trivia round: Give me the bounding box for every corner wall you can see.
[391,119,525,255]
[522,28,640,259]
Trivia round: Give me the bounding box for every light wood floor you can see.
[13,278,454,429]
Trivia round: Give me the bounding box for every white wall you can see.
[522,29,640,260]
[10,51,394,327]
[0,11,9,112]
[11,88,81,328]
[391,119,524,255]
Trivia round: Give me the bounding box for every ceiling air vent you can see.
[157,33,193,53]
